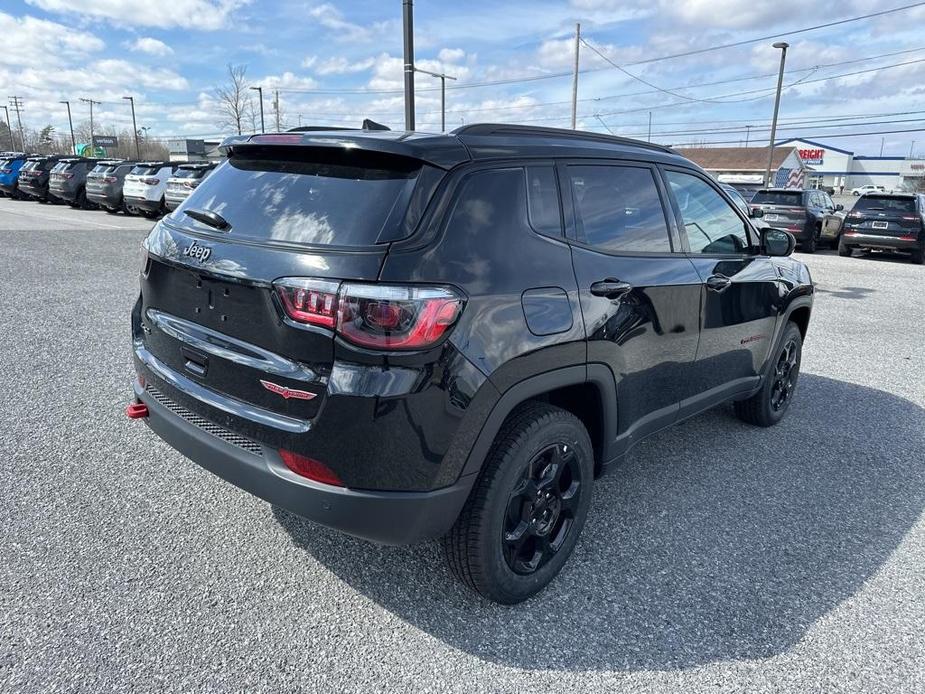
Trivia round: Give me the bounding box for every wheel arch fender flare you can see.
[460,364,618,478]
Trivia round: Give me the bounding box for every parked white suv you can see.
[123,161,177,217]
[164,162,217,211]
[851,184,886,196]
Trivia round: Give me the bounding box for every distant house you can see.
[676,146,806,191]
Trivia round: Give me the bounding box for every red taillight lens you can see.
[141,177,160,185]
[275,278,339,328]
[336,284,463,350]
[0,168,11,174]
[253,134,302,145]
[102,176,117,183]
[274,278,464,350]
[279,450,343,486]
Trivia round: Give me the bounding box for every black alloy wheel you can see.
[770,337,799,412]
[503,442,582,575]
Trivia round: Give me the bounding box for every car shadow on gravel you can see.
[273,373,925,671]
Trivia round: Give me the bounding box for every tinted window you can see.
[50,162,66,173]
[169,152,420,247]
[526,166,561,235]
[173,167,209,180]
[666,170,750,254]
[91,164,119,174]
[567,165,671,253]
[853,195,916,214]
[131,165,164,176]
[751,190,804,206]
[723,186,750,216]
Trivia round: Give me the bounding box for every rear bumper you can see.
[841,232,921,250]
[125,195,162,212]
[131,378,475,545]
[87,190,121,208]
[49,186,77,202]
[0,182,18,194]
[164,193,188,210]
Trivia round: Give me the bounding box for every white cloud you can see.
[25,0,250,30]
[0,12,104,68]
[438,48,466,63]
[127,37,174,56]
[257,72,318,90]
[308,3,392,43]
[314,56,376,76]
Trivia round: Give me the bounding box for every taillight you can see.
[141,177,160,185]
[102,176,117,183]
[278,450,343,486]
[275,278,339,328]
[0,168,11,174]
[183,180,199,189]
[274,278,464,350]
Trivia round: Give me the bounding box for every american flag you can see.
[774,168,805,189]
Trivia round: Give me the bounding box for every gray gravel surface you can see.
[1,198,923,693]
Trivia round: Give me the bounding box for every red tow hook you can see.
[125,402,149,419]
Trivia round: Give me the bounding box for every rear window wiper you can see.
[184,208,230,231]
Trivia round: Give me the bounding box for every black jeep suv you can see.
[128,125,814,603]
[839,193,925,264]
[749,188,843,252]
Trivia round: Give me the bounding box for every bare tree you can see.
[215,64,253,135]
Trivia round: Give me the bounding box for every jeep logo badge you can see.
[183,242,212,263]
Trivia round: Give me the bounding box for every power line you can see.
[271,2,925,96]
[671,126,925,148]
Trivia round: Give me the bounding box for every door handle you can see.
[590,278,633,299]
[706,274,732,292]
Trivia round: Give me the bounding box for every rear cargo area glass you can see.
[168,152,420,247]
[752,191,803,205]
[854,196,916,213]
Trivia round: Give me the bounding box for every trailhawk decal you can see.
[259,380,317,401]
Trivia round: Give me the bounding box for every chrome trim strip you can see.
[134,341,311,434]
[146,308,320,384]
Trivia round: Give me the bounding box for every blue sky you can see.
[2,0,925,156]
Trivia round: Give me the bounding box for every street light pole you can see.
[414,67,457,132]
[123,96,140,158]
[59,101,76,155]
[571,23,581,130]
[250,86,265,133]
[0,105,12,150]
[764,42,789,187]
[745,124,752,148]
[402,0,415,130]
[79,97,101,153]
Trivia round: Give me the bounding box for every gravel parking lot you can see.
[1,197,923,693]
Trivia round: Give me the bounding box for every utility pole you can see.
[745,124,752,148]
[402,0,415,130]
[79,97,101,153]
[59,101,76,155]
[274,90,280,132]
[647,112,652,142]
[8,96,25,151]
[910,140,916,158]
[879,137,885,156]
[298,114,302,127]
[414,67,457,132]
[571,23,581,130]
[764,42,789,187]
[0,105,13,150]
[122,96,140,159]
[249,86,265,133]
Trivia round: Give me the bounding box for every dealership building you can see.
[679,139,925,192]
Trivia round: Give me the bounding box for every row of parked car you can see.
[729,184,925,263]
[0,152,217,217]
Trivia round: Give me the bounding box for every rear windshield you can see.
[57,161,81,171]
[91,164,120,174]
[853,195,916,214]
[751,191,803,205]
[21,161,38,171]
[173,167,209,179]
[169,150,420,247]
[131,165,164,176]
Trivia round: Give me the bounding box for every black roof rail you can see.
[452,123,674,154]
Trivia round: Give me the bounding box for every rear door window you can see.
[566,164,672,253]
[167,149,421,247]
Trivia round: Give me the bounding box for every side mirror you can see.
[749,207,764,219]
[762,228,796,257]
[835,204,844,211]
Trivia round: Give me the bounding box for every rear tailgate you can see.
[138,145,427,424]
[846,196,921,237]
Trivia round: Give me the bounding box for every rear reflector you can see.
[279,450,343,486]
[125,402,149,419]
